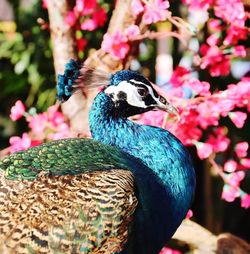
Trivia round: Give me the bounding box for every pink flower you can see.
[206,33,220,46]
[214,0,246,27]
[65,11,77,27]
[233,46,246,58]
[10,100,26,121]
[185,78,210,96]
[182,0,213,10]
[9,133,41,153]
[200,44,230,77]
[81,19,97,31]
[142,0,169,24]
[125,25,140,40]
[170,66,190,87]
[28,113,48,135]
[224,160,237,173]
[235,142,249,158]
[160,247,181,254]
[74,0,97,15]
[186,209,193,219]
[131,0,144,16]
[224,26,248,46]
[207,130,230,153]
[241,194,250,209]
[221,184,239,202]
[226,171,245,188]
[101,31,130,60]
[195,142,213,159]
[228,111,247,128]
[76,37,87,52]
[42,0,47,9]
[240,158,250,168]
[208,19,221,32]
[92,7,107,27]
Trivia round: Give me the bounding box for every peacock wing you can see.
[0,170,137,254]
[0,138,138,254]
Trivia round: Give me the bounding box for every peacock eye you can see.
[137,88,148,97]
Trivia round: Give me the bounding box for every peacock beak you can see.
[156,96,179,117]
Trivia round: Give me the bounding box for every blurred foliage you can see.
[0,0,55,148]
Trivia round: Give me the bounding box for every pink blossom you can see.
[170,66,190,87]
[185,78,210,96]
[76,37,87,52]
[224,26,248,46]
[160,247,181,254]
[182,0,213,10]
[74,0,97,15]
[131,0,144,16]
[125,25,140,40]
[81,19,97,31]
[42,0,47,9]
[101,31,130,60]
[235,142,249,158]
[240,194,250,209]
[206,33,220,46]
[10,100,26,121]
[233,46,246,58]
[9,133,41,153]
[28,113,48,135]
[186,209,193,219]
[196,101,220,128]
[208,19,221,32]
[240,158,250,168]
[92,7,107,27]
[226,171,245,188]
[221,184,239,202]
[142,0,169,24]
[200,44,230,77]
[195,142,213,159]
[207,129,230,153]
[224,160,237,173]
[214,0,246,27]
[65,11,77,27]
[228,111,247,128]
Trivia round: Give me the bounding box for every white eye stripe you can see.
[129,79,159,103]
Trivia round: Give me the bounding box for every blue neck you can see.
[89,92,196,253]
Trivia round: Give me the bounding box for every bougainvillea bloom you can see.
[224,160,237,173]
[240,194,250,209]
[10,100,26,121]
[235,142,249,158]
[195,142,213,159]
[214,0,246,27]
[228,111,247,128]
[160,247,181,254]
[9,133,41,153]
[125,25,140,40]
[131,0,144,16]
[200,44,230,76]
[101,31,130,60]
[143,0,169,24]
[221,184,239,202]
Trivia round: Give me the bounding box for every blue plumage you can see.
[56,59,81,102]
[57,60,196,253]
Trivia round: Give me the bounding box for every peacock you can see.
[0,60,196,254]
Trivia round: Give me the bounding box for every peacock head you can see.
[57,59,178,117]
[103,70,178,117]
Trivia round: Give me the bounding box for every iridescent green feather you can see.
[0,138,136,181]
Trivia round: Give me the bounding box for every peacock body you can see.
[0,60,196,254]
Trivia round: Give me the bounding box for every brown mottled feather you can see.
[0,169,137,254]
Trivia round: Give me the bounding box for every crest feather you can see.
[56,59,110,103]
